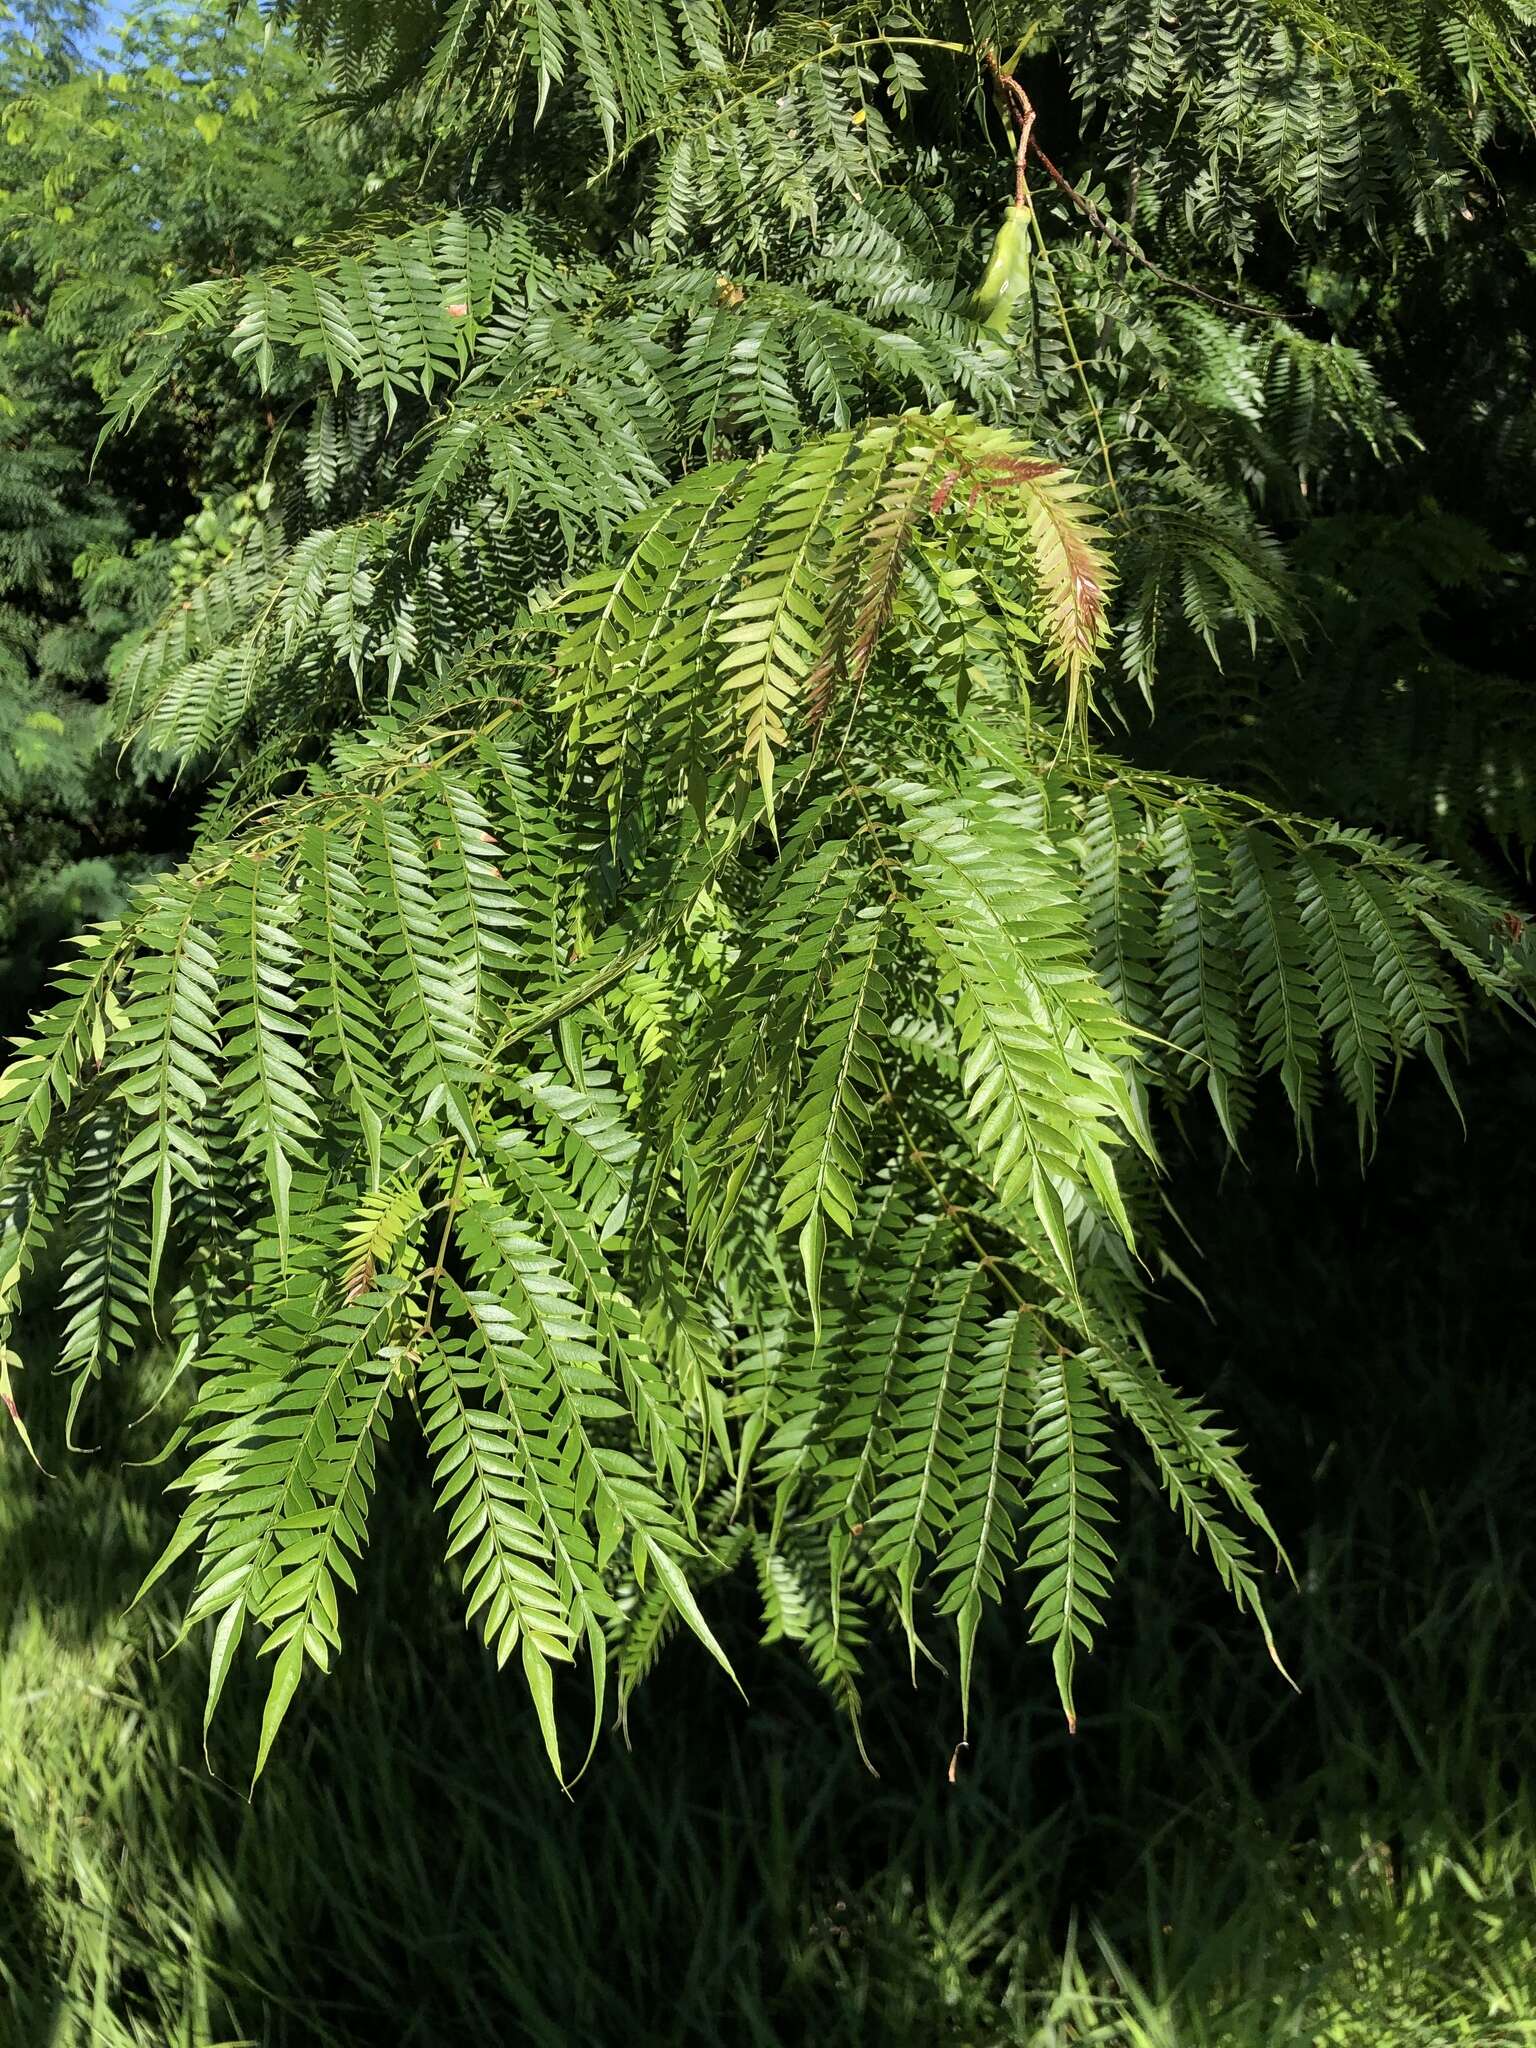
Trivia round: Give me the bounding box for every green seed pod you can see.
[969,202,1032,333]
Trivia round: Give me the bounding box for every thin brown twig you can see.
[1007,74,1035,210]
[982,49,1281,324]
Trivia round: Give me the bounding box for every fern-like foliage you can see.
[89,191,1408,783]
[4,0,1535,1776]
[3,405,1529,1775]
[1145,511,1536,866]
[1068,0,1536,260]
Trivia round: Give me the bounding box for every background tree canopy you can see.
[0,3,1534,2037]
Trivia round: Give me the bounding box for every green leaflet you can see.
[55,1109,150,1443]
[163,1259,413,1779]
[814,1209,954,1549]
[1089,1342,1291,1681]
[1158,806,1251,1148]
[1231,824,1322,1146]
[868,1261,992,1670]
[419,1331,600,1781]
[936,1308,1039,1738]
[490,1129,693,1497]
[297,827,391,1182]
[777,907,890,1322]
[892,773,1147,1294]
[111,880,221,1297]
[1024,1354,1116,1733]
[221,856,321,1263]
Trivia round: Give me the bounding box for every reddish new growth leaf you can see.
[976,454,1057,488]
[806,428,1106,737]
[930,469,961,517]
[808,445,940,732]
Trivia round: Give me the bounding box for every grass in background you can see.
[2,1049,1533,2046]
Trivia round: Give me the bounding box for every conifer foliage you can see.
[2,0,1533,1778]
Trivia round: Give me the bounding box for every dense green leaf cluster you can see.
[2,0,1533,1776]
[4,411,1527,1772]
